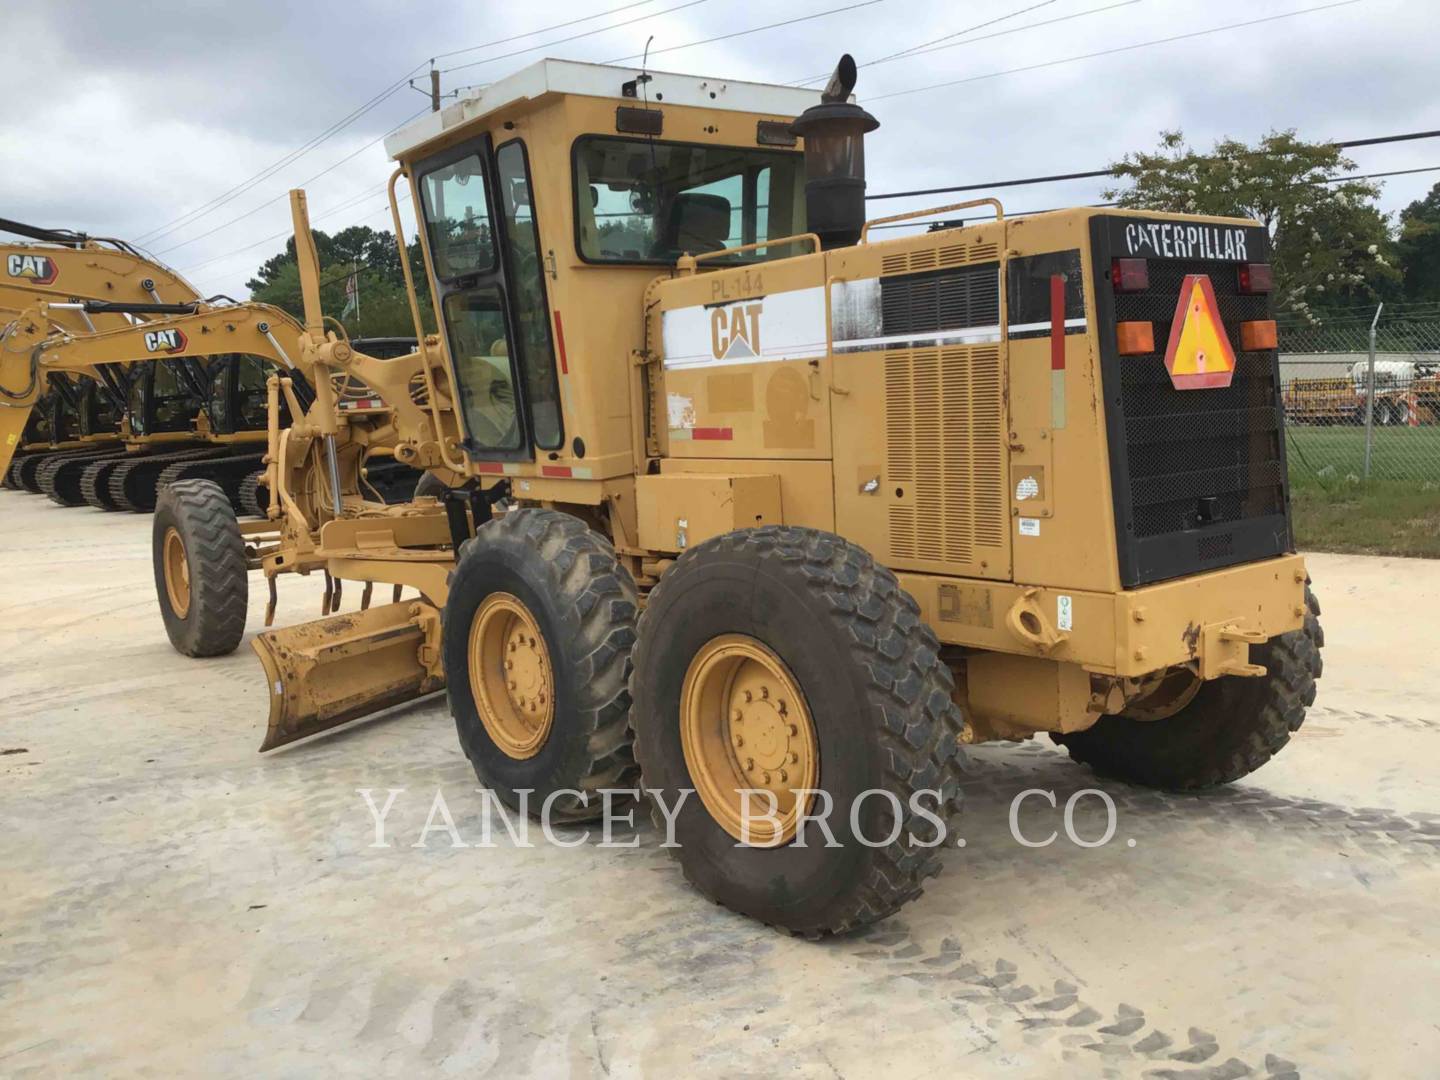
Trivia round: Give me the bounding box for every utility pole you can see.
[430,66,441,113]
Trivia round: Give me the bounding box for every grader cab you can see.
[49,55,1321,936]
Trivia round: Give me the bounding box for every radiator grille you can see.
[885,345,1005,565]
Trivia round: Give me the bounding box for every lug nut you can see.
[505,660,514,670]
[762,771,771,784]
[789,752,799,764]
[731,708,743,722]
[760,686,769,700]
[733,734,744,748]
[743,690,753,703]
[777,701,788,716]
[788,724,798,736]
[779,769,788,783]
[508,680,517,690]
[745,758,755,772]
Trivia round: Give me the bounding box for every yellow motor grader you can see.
[0,56,1322,936]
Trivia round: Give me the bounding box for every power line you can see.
[136,77,424,245]
[790,0,1075,85]
[598,0,887,65]
[144,2,694,245]
[177,189,411,278]
[432,0,672,62]
[153,107,430,257]
[868,1,1363,102]
[868,132,1440,201]
[439,0,711,75]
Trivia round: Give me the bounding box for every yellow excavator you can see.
[0,220,311,512]
[1,56,1322,937]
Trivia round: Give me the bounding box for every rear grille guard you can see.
[1089,216,1292,587]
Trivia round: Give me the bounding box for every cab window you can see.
[496,140,562,449]
[419,153,495,280]
[573,136,804,264]
[443,288,520,451]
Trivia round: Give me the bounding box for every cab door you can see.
[415,136,564,460]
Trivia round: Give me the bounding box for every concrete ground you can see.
[1,489,1437,1079]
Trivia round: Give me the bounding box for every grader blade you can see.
[253,601,444,752]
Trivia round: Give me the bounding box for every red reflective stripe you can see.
[541,465,572,478]
[1050,273,1066,371]
[475,462,504,474]
[553,310,569,375]
[691,427,733,440]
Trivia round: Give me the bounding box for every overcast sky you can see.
[5,0,1435,298]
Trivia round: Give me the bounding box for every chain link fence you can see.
[1279,314,1440,485]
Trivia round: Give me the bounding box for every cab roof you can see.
[385,58,827,161]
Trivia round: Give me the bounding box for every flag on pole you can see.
[342,269,360,319]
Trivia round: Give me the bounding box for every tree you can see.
[1395,182,1440,302]
[245,225,436,338]
[1106,130,1399,323]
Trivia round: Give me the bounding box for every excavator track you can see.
[81,454,143,510]
[155,452,265,512]
[13,447,106,494]
[237,470,269,518]
[38,446,131,506]
[4,452,37,489]
[107,447,227,513]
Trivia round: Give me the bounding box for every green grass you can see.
[1286,425,1440,483]
[1290,475,1440,558]
[1285,425,1440,557]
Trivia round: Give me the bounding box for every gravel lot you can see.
[2,490,1437,1077]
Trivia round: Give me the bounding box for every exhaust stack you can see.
[789,54,880,249]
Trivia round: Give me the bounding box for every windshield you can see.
[574,136,804,264]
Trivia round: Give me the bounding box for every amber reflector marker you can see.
[1241,319,1278,351]
[1116,321,1155,355]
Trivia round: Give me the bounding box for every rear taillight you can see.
[1241,320,1278,351]
[1111,257,1149,292]
[1237,262,1273,294]
[1116,321,1155,356]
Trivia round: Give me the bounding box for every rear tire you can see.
[152,479,249,657]
[1053,585,1323,790]
[630,527,966,937]
[443,509,639,823]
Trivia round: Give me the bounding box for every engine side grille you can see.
[885,344,1005,566]
[880,264,999,338]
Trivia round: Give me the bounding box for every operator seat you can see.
[664,193,731,255]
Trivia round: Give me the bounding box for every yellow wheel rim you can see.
[467,592,555,759]
[680,634,818,846]
[162,526,191,618]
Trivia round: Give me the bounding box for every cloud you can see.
[4,0,1434,298]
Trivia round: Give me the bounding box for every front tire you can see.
[443,509,639,823]
[1053,585,1323,789]
[630,527,966,937]
[152,479,249,656]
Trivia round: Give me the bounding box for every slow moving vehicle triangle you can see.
[1163,274,1237,389]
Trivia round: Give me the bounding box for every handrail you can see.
[859,198,1005,242]
[683,232,823,268]
[388,167,468,474]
